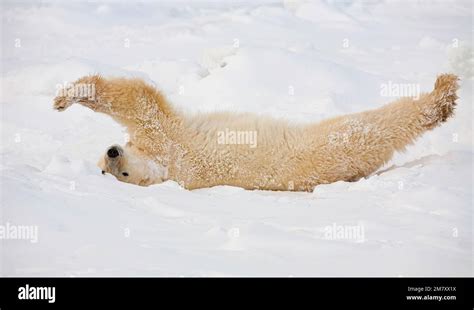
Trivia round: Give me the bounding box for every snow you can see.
[1,0,472,276]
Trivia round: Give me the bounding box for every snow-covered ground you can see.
[1,0,472,276]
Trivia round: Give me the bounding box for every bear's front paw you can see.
[53,96,73,111]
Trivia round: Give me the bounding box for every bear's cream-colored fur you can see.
[53,74,459,191]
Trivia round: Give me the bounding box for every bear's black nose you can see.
[107,147,119,158]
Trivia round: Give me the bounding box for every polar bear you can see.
[53,74,459,191]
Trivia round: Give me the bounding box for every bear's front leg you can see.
[53,75,103,112]
[53,95,73,111]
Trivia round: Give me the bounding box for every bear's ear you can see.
[138,177,151,186]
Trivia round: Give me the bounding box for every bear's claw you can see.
[53,96,73,111]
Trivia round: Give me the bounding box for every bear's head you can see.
[98,142,167,186]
